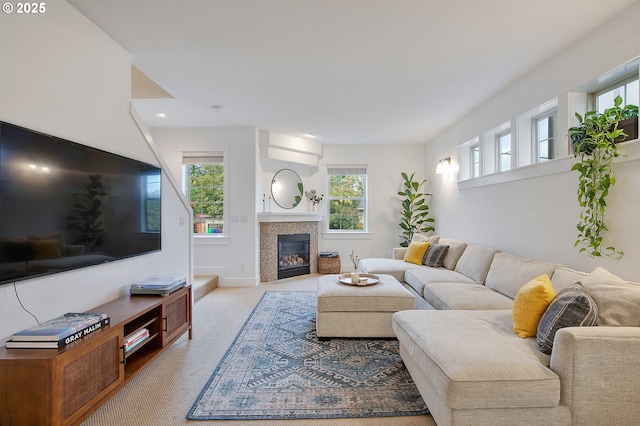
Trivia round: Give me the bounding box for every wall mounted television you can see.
[0,120,161,286]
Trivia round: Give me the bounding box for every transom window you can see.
[327,167,367,232]
[182,153,224,235]
[595,76,639,113]
[497,131,511,171]
[535,112,556,162]
[471,144,480,178]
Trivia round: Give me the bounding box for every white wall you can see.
[424,2,640,281]
[0,1,191,339]
[153,127,259,286]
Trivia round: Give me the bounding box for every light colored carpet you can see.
[81,274,436,426]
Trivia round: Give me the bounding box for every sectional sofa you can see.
[359,235,640,426]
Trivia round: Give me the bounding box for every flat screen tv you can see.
[0,120,161,286]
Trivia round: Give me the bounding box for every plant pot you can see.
[616,117,638,143]
[572,117,639,154]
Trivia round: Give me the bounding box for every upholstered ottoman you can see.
[316,274,416,338]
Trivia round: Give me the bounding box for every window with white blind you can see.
[327,166,367,232]
[182,153,225,236]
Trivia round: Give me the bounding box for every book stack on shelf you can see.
[5,312,109,349]
[124,328,150,352]
[130,275,187,296]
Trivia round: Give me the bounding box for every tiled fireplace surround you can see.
[258,213,322,282]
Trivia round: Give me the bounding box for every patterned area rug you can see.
[187,291,428,420]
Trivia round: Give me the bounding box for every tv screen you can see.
[0,121,161,286]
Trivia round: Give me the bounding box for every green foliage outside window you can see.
[189,163,224,234]
[145,199,161,232]
[328,173,365,231]
[144,173,161,232]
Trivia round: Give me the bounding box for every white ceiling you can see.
[68,0,637,145]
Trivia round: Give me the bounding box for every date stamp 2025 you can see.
[3,2,47,14]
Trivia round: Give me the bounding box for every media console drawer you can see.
[0,285,192,426]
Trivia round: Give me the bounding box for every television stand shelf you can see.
[0,285,192,426]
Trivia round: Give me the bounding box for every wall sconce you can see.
[435,157,451,175]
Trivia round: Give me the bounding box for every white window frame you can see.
[471,144,481,178]
[182,152,228,239]
[534,111,557,163]
[326,166,368,233]
[496,131,511,172]
[593,74,639,113]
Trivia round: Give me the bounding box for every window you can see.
[182,153,224,235]
[595,76,639,113]
[497,132,511,171]
[141,172,161,232]
[471,144,480,178]
[535,112,556,162]
[327,167,367,231]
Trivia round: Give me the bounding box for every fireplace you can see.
[277,233,310,279]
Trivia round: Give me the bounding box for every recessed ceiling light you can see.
[155,113,167,118]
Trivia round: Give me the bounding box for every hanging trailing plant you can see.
[568,95,637,259]
[398,172,435,247]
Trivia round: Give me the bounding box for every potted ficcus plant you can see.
[67,174,107,252]
[398,172,435,247]
[568,95,637,259]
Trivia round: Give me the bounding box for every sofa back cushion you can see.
[581,267,640,326]
[411,233,439,244]
[550,267,587,292]
[438,238,467,270]
[454,243,499,284]
[485,253,557,299]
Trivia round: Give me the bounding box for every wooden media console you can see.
[0,285,192,426]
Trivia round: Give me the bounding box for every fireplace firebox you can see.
[277,233,310,279]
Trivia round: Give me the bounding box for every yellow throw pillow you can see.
[30,239,62,260]
[512,274,556,338]
[403,241,430,265]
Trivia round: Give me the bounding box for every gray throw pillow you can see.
[422,244,449,267]
[536,283,598,355]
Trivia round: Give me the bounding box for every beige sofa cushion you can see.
[404,267,475,297]
[358,258,415,282]
[392,309,558,409]
[438,238,467,270]
[485,253,556,299]
[454,243,499,284]
[423,282,514,310]
[581,267,640,326]
[411,233,440,244]
[550,267,587,292]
